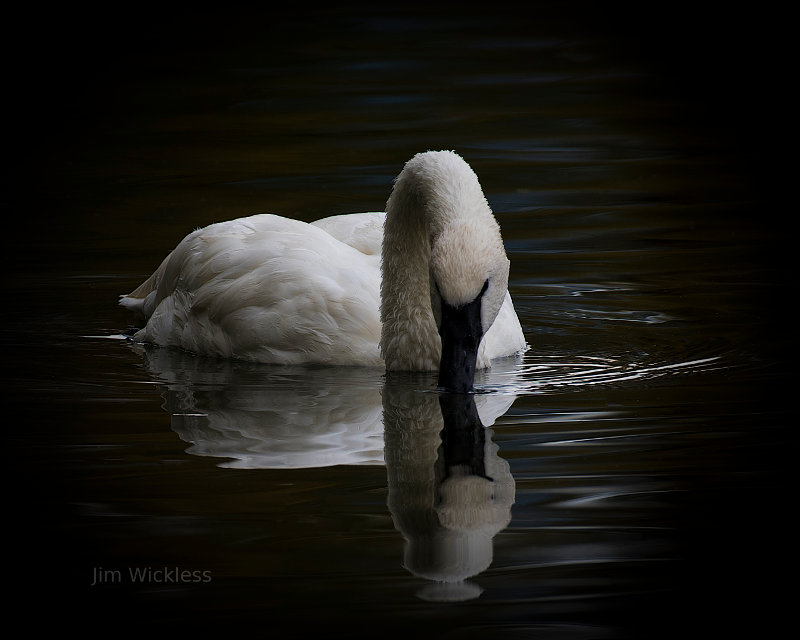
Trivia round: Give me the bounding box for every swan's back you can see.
[121,213,383,365]
[311,212,383,256]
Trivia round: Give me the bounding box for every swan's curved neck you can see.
[380,170,438,371]
[379,152,492,372]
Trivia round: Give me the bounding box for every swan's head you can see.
[429,208,510,394]
[381,150,513,389]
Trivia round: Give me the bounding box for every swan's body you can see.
[122,212,385,366]
[121,151,526,390]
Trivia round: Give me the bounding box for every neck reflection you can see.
[383,378,516,602]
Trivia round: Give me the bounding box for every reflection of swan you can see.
[137,344,384,469]
[120,150,526,392]
[136,343,518,599]
[382,376,516,601]
[138,343,522,471]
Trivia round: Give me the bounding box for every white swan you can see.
[120,150,527,391]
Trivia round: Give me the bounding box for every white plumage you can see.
[121,151,527,380]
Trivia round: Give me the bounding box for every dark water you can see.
[5,6,790,638]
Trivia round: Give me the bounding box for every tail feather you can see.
[119,250,174,325]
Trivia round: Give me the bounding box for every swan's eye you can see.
[479,279,489,298]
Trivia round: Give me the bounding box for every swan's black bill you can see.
[437,283,487,394]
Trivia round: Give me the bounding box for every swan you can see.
[120,150,527,392]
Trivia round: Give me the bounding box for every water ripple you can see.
[479,353,725,395]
